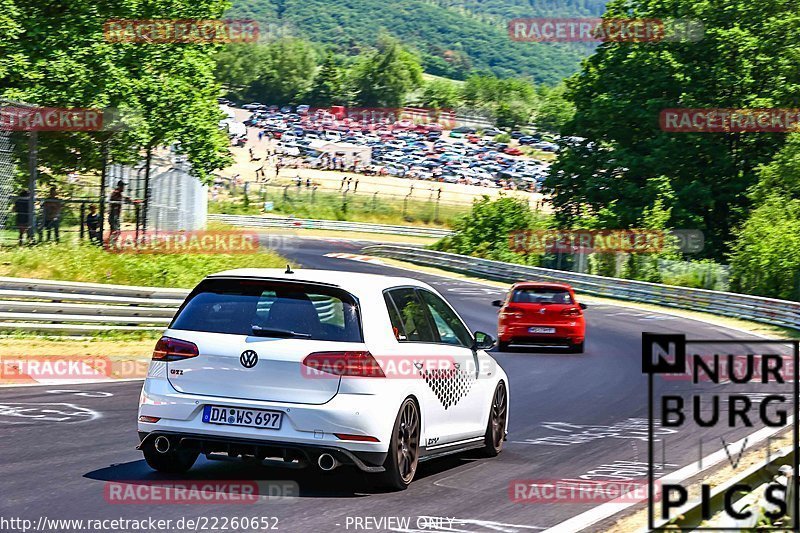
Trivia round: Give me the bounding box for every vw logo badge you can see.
[240,350,258,369]
[539,308,546,314]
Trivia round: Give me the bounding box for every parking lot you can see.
[227,104,558,192]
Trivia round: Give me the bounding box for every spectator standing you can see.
[108,180,129,245]
[13,189,32,246]
[86,204,101,244]
[41,186,62,243]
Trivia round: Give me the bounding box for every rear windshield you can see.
[511,288,573,305]
[171,278,362,342]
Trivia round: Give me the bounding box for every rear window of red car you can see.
[511,288,573,305]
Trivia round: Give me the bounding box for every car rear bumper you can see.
[498,323,584,346]
[137,374,395,461]
[137,431,386,472]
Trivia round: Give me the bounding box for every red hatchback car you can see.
[493,282,587,353]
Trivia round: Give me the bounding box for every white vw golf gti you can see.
[137,268,509,489]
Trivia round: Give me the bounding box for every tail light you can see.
[561,307,583,317]
[500,306,523,320]
[302,351,385,378]
[152,336,199,361]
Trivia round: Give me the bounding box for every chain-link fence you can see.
[0,99,36,245]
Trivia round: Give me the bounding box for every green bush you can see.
[432,196,550,264]
[730,195,800,300]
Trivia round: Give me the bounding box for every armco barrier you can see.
[6,246,800,334]
[361,245,800,331]
[208,214,452,238]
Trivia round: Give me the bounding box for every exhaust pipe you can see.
[154,435,171,454]
[317,453,339,471]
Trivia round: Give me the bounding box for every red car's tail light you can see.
[500,306,524,320]
[302,351,386,378]
[152,336,199,361]
[560,307,583,317]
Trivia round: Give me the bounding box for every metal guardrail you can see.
[360,246,800,331]
[0,277,336,334]
[8,244,800,334]
[208,214,453,238]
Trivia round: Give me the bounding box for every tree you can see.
[1,0,232,183]
[749,133,800,202]
[729,195,800,300]
[547,0,800,261]
[214,44,268,99]
[460,74,538,128]
[730,134,800,300]
[350,38,423,107]
[534,83,574,133]
[307,53,346,106]
[420,79,460,109]
[247,38,317,105]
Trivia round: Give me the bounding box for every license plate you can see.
[529,327,556,334]
[202,405,282,430]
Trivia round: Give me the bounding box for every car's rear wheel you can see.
[482,381,507,457]
[569,341,585,354]
[379,398,420,490]
[498,340,510,352]
[142,436,199,474]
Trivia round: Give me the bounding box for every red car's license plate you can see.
[529,327,556,334]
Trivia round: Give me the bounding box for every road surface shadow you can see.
[84,452,486,498]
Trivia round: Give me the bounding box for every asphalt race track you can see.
[0,236,792,533]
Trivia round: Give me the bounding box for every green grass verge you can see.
[0,329,165,341]
[0,242,289,288]
[211,187,468,227]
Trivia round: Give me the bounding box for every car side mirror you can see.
[579,303,588,310]
[492,300,503,308]
[473,331,496,350]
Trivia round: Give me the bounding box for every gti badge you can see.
[240,350,258,369]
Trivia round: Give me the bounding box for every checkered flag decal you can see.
[419,363,475,409]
